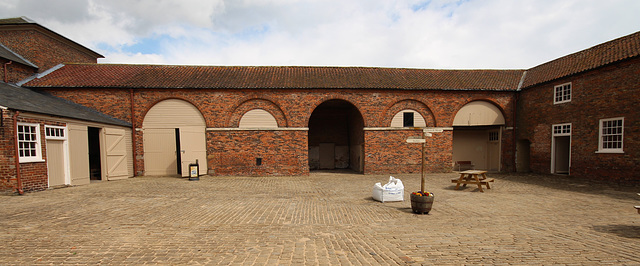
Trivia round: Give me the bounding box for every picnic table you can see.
[451,170,494,192]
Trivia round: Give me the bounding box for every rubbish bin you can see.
[188,159,199,181]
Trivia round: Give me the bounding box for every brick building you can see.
[1,17,638,192]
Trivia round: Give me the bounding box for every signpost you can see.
[406,130,433,192]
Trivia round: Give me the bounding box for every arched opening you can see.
[142,99,207,177]
[308,99,364,173]
[452,101,505,171]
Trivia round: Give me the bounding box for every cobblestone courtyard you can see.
[1,172,639,265]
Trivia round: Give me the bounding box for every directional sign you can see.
[424,128,444,133]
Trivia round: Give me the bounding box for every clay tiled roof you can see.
[522,30,640,88]
[23,64,525,91]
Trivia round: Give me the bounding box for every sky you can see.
[0,0,639,69]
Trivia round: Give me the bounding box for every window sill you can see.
[19,159,45,163]
[595,150,624,154]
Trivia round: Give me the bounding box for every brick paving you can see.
[1,172,639,265]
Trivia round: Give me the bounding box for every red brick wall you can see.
[208,130,308,176]
[0,29,98,72]
[0,110,17,191]
[42,87,516,176]
[0,58,37,83]
[517,56,640,183]
[0,112,64,192]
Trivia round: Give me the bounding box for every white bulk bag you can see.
[372,176,404,202]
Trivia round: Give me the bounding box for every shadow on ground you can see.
[593,225,640,239]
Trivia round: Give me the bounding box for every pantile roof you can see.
[0,81,130,127]
[522,30,640,88]
[23,64,525,91]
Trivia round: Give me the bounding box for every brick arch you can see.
[306,97,367,127]
[450,99,508,126]
[228,98,288,127]
[383,100,436,127]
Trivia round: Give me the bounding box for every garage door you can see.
[142,99,207,176]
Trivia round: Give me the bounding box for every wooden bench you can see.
[454,161,474,171]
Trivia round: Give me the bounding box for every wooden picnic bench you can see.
[451,170,494,192]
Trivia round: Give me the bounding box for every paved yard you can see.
[1,172,639,265]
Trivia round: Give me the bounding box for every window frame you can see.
[17,122,44,163]
[45,125,67,140]
[597,117,624,153]
[402,112,415,127]
[554,82,572,104]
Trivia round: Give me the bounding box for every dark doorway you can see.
[553,136,570,174]
[516,139,531,172]
[308,100,364,173]
[175,128,182,175]
[88,127,102,180]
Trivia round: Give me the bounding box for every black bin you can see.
[188,159,199,181]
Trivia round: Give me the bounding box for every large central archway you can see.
[308,99,364,173]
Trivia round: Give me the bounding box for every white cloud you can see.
[1,0,639,69]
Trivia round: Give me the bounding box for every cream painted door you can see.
[68,125,90,185]
[487,131,500,171]
[143,128,178,176]
[46,139,66,187]
[104,128,129,180]
[179,127,207,176]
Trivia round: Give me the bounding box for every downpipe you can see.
[12,111,24,195]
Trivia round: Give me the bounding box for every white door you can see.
[179,126,207,176]
[68,124,90,185]
[46,139,66,187]
[143,128,178,176]
[104,128,129,180]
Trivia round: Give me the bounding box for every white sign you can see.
[406,138,426,143]
[424,128,444,133]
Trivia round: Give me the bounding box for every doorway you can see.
[308,100,364,173]
[551,123,571,174]
[88,127,102,180]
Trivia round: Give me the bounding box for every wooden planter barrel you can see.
[410,194,434,214]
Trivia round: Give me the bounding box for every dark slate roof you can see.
[23,64,525,91]
[0,42,38,68]
[0,82,130,127]
[522,30,640,88]
[0,16,35,24]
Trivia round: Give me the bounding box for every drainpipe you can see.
[130,88,137,176]
[513,93,519,172]
[12,111,24,195]
[3,61,12,83]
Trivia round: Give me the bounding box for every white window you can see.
[554,83,571,104]
[552,123,571,136]
[17,123,43,163]
[45,126,67,140]
[598,117,624,153]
